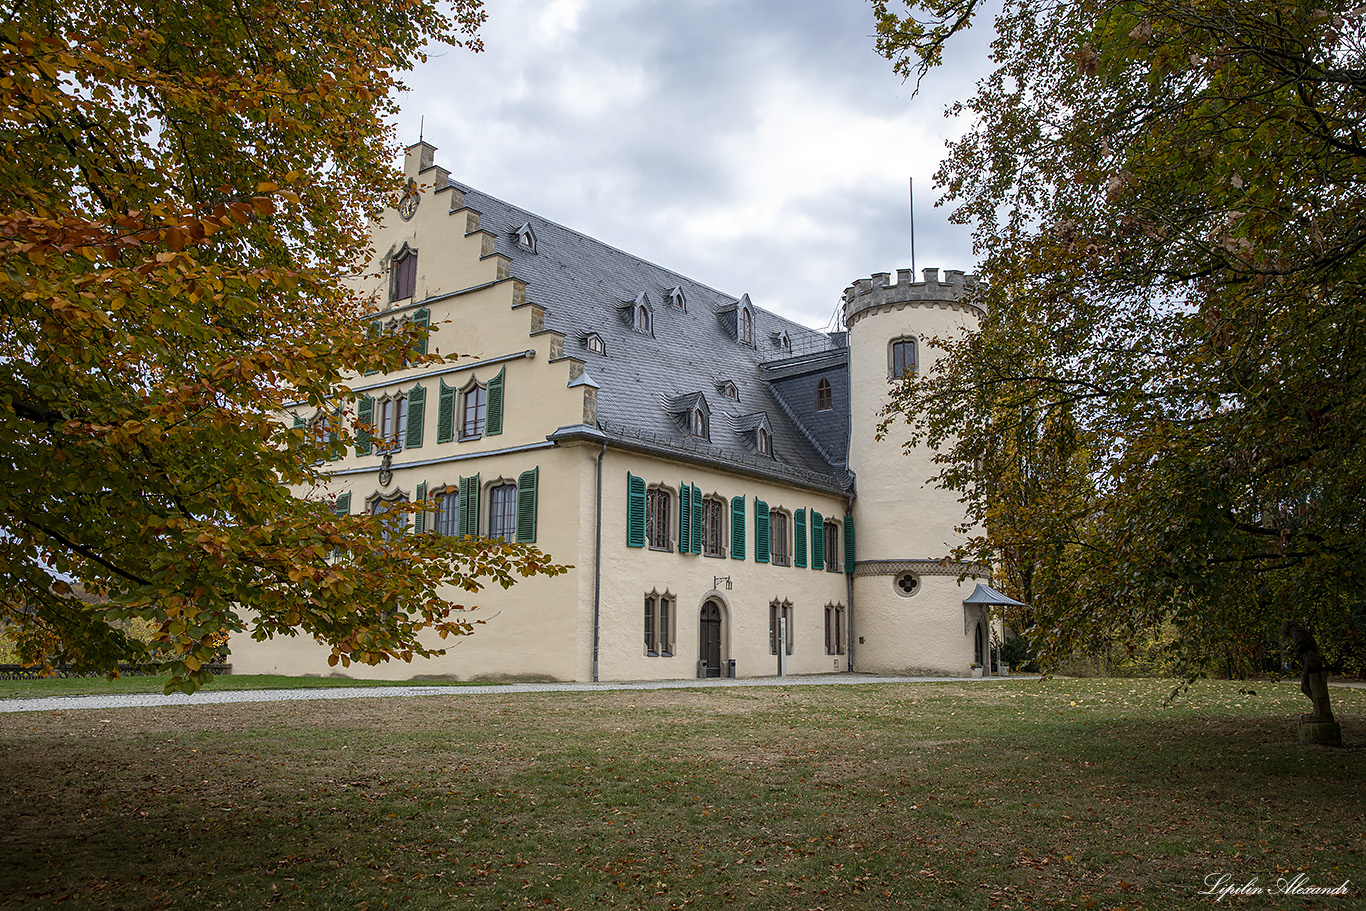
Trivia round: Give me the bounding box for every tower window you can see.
[890,338,917,379]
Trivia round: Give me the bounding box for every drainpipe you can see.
[845,491,856,673]
[591,441,606,682]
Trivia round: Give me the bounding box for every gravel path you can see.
[0,673,1004,714]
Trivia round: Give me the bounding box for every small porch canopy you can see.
[962,584,1027,676]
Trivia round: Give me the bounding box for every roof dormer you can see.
[667,286,687,311]
[618,292,653,336]
[514,222,537,253]
[730,411,774,457]
[665,391,711,441]
[715,379,739,401]
[771,329,792,353]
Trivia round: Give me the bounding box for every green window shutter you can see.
[363,319,382,375]
[292,413,304,429]
[679,483,692,554]
[690,484,702,554]
[754,497,770,564]
[794,508,807,568]
[458,474,481,537]
[333,492,351,515]
[626,473,646,548]
[405,383,426,449]
[412,307,430,357]
[810,510,823,569]
[485,366,505,436]
[356,396,374,456]
[436,380,457,444]
[516,468,539,543]
[844,514,855,574]
[730,496,745,560]
[414,482,427,533]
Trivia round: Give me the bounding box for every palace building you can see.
[228,142,1003,681]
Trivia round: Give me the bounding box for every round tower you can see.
[843,267,990,675]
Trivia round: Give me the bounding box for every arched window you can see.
[433,487,459,536]
[377,394,407,450]
[488,481,517,540]
[390,247,417,301]
[816,378,833,411]
[890,338,917,379]
[369,493,408,541]
[739,308,754,345]
[692,409,708,440]
[636,305,651,334]
[461,382,487,439]
[756,426,770,455]
[769,509,790,566]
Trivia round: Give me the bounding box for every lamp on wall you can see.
[713,576,732,591]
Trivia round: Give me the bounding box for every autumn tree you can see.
[1,0,567,692]
[873,0,1366,674]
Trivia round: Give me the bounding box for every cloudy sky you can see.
[396,0,993,330]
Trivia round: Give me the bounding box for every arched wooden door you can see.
[699,601,722,677]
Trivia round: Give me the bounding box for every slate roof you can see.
[450,180,848,492]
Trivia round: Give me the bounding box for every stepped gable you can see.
[451,181,845,489]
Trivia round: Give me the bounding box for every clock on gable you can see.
[398,179,419,220]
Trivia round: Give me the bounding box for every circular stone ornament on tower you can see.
[894,571,921,597]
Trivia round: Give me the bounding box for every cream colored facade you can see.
[229,143,1000,682]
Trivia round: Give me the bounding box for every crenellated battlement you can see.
[842,267,981,327]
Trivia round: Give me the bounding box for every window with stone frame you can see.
[461,382,487,439]
[890,338,917,379]
[377,393,408,450]
[769,509,790,566]
[702,496,726,557]
[390,247,417,302]
[769,600,794,656]
[368,493,408,542]
[825,603,846,655]
[488,481,517,541]
[433,487,459,536]
[644,591,674,656]
[824,520,840,572]
[645,486,671,550]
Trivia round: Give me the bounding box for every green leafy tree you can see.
[1,0,568,693]
[873,0,1366,674]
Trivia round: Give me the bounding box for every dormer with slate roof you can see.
[514,222,537,254]
[715,379,739,401]
[666,391,712,442]
[619,292,654,336]
[730,411,774,458]
[667,286,687,310]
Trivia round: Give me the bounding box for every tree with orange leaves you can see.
[1,0,566,692]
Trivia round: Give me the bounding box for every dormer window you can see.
[692,409,708,440]
[739,307,754,346]
[586,333,606,355]
[667,286,687,310]
[636,305,651,334]
[773,330,791,353]
[514,222,537,253]
[756,426,770,455]
[716,380,739,401]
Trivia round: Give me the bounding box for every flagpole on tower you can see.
[909,177,916,275]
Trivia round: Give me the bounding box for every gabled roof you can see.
[450,181,846,490]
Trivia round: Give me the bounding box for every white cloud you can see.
[399,0,990,328]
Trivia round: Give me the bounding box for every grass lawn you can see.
[0,677,1361,910]
[0,673,484,701]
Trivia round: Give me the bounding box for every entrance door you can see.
[699,601,722,677]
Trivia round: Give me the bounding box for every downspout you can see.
[845,491,856,673]
[591,441,606,682]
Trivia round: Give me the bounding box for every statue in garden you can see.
[1282,620,1342,746]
